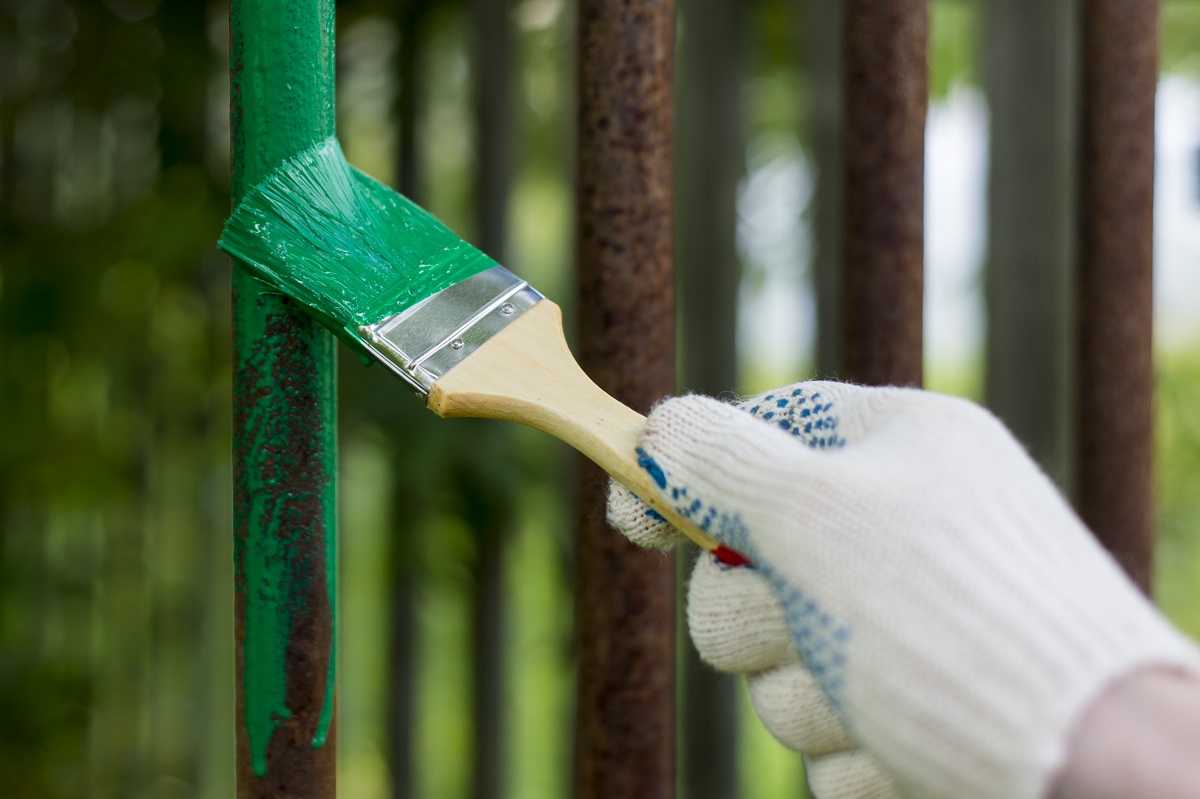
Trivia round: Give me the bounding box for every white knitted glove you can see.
[607,381,1200,799]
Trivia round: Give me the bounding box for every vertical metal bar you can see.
[385,489,416,799]
[388,7,424,799]
[470,1,514,797]
[985,0,1075,486]
[229,1,338,795]
[678,0,742,397]
[840,0,927,386]
[809,0,844,381]
[676,0,741,796]
[396,2,424,202]
[575,1,676,797]
[469,523,506,799]
[474,0,514,261]
[1076,0,1158,592]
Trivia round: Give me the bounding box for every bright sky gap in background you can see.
[737,76,1200,387]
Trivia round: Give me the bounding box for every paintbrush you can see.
[219,136,747,565]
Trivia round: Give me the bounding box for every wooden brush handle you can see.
[427,299,729,556]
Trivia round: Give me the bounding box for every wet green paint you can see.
[232,295,337,778]
[219,137,496,338]
[230,0,338,783]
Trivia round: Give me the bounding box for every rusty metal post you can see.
[1076,0,1158,592]
[230,0,338,795]
[575,1,676,797]
[840,0,927,386]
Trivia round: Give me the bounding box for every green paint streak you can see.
[314,331,338,752]
[233,294,337,777]
[230,0,338,780]
[218,137,496,338]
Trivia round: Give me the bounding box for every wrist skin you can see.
[1052,669,1200,799]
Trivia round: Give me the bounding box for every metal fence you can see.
[230,0,1158,795]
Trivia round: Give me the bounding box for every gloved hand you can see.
[607,381,1200,799]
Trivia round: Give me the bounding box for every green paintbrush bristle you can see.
[219,136,496,333]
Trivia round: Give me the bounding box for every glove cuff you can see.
[853,552,1200,799]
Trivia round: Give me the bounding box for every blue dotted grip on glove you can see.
[635,387,854,710]
[744,388,847,450]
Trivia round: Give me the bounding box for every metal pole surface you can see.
[575,1,676,797]
[678,0,742,398]
[1076,0,1158,592]
[387,7,424,797]
[810,0,844,381]
[985,0,1076,487]
[840,0,927,386]
[230,1,338,795]
[676,0,742,795]
[471,1,514,796]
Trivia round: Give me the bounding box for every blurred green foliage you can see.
[930,0,979,97]
[1164,0,1200,75]
[1,1,233,795]
[1155,351,1200,641]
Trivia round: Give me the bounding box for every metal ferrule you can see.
[357,266,543,398]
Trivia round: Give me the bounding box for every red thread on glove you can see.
[713,545,751,567]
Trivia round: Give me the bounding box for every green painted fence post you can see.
[229,1,338,795]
